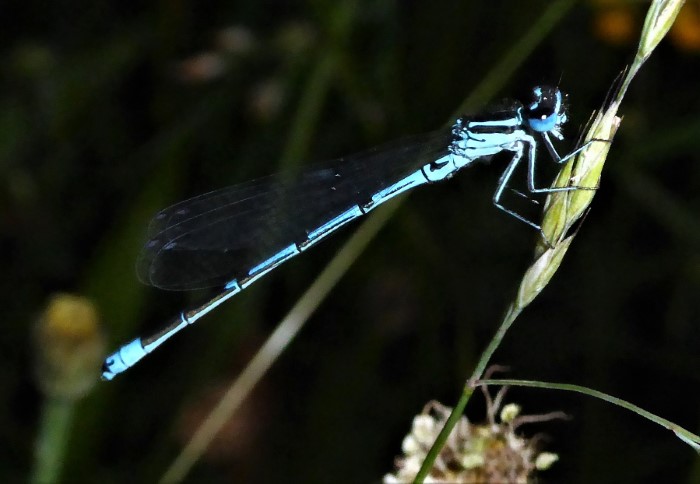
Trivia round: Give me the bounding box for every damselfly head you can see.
[524,86,568,138]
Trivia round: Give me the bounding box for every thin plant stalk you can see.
[414,0,685,482]
[475,378,700,451]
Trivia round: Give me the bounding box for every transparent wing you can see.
[137,129,453,290]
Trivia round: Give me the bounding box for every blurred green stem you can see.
[277,0,358,170]
[31,398,74,484]
[160,2,359,482]
[160,198,402,484]
[452,0,576,117]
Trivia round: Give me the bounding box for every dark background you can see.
[3,0,700,482]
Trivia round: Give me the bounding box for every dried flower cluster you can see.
[384,399,560,483]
